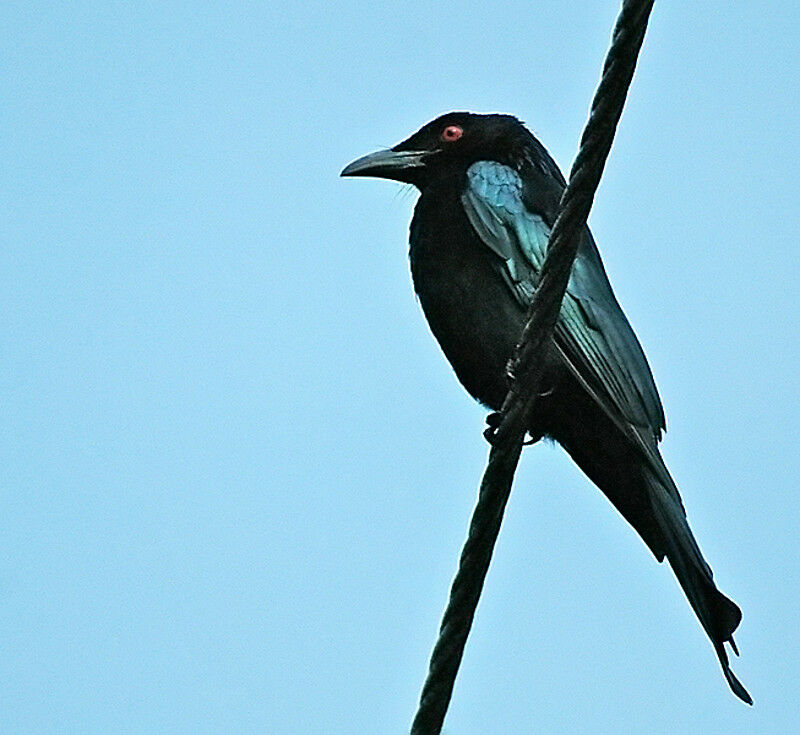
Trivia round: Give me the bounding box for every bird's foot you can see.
[523,430,543,446]
[483,412,503,444]
[485,413,543,447]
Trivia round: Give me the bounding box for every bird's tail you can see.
[548,382,751,703]
[645,474,752,704]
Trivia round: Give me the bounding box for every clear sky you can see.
[3,1,799,733]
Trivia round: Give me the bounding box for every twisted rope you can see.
[410,2,655,732]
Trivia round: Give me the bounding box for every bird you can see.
[341,111,750,704]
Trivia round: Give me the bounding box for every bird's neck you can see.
[408,175,474,287]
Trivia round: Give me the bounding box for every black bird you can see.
[342,112,750,703]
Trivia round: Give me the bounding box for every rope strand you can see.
[410,2,655,732]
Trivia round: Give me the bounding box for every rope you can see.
[409,2,655,732]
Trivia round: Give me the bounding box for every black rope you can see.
[409,2,655,733]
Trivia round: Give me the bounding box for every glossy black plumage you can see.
[342,112,750,703]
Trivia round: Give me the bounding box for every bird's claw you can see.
[484,412,504,444]
[522,431,543,446]
[485,413,543,446]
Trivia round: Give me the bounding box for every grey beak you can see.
[340,149,426,179]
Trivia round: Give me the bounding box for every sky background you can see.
[3,2,799,733]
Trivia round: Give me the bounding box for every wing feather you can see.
[462,160,666,440]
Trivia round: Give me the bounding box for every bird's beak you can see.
[340,148,427,181]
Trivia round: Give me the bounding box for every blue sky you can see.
[3,1,799,732]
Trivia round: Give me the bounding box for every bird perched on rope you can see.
[342,111,750,704]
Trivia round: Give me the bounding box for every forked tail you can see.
[647,477,752,704]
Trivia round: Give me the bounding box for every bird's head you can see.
[341,112,536,188]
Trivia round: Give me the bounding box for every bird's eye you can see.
[441,125,463,143]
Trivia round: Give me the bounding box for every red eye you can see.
[441,125,463,142]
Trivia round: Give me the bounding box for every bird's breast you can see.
[408,188,527,409]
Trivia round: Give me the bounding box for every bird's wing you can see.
[461,160,666,441]
[463,161,750,702]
